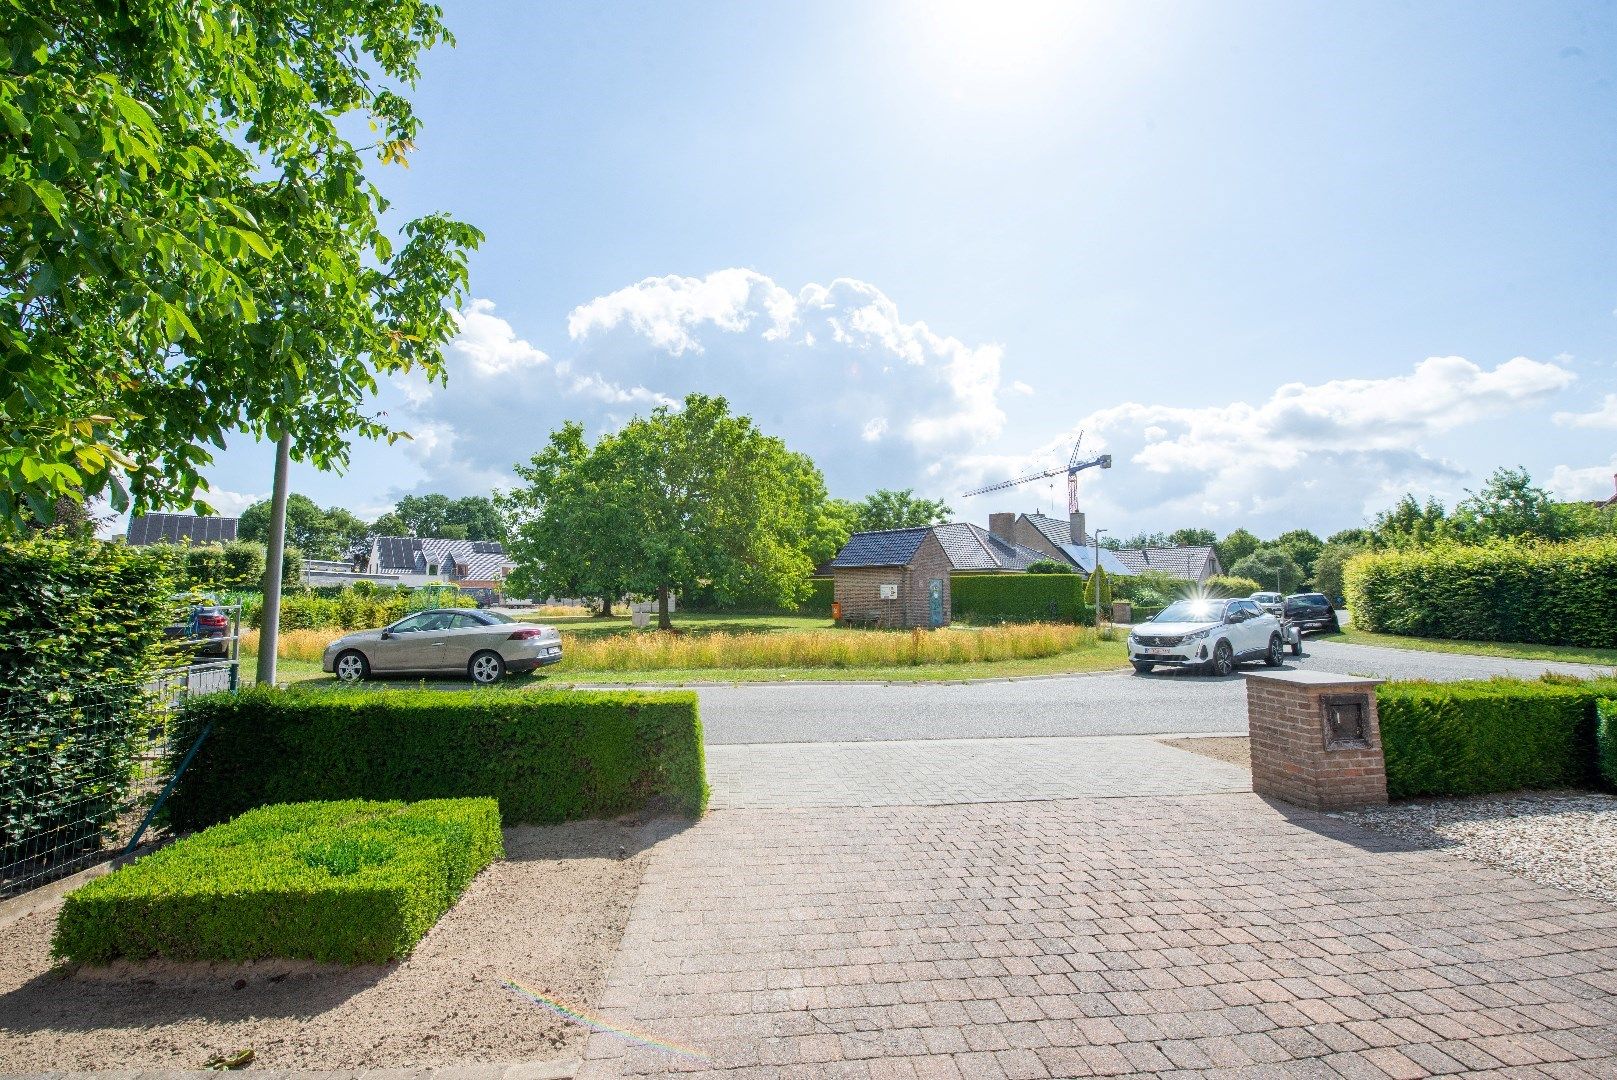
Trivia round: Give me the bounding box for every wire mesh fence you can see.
[0,605,240,898]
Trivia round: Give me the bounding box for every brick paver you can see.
[577,795,1617,1077]
[707,736,1250,808]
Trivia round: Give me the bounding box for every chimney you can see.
[1069,511,1087,547]
[988,512,1015,542]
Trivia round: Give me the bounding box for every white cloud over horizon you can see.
[368,268,1589,536]
[1554,393,1617,429]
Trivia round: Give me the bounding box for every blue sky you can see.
[194,0,1617,539]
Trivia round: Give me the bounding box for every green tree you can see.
[852,489,952,532]
[1214,528,1262,568]
[1327,527,1373,547]
[1452,467,1560,543]
[392,494,455,537]
[238,494,364,559]
[1270,529,1325,581]
[1168,528,1218,547]
[1312,541,1362,602]
[1230,547,1304,594]
[1,1,481,533]
[445,496,508,542]
[503,396,833,630]
[370,512,411,537]
[1370,495,1451,549]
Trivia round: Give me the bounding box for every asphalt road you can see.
[690,638,1612,745]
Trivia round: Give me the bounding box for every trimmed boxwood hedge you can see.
[166,687,706,829]
[1598,700,1617,791]
[53,798,503,964]
[951,574,1096,625]
[1346,538,1617,648]
[1377,677,1617,798]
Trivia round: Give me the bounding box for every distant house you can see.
[827,527,952,628]
[1593,474,1617,511]
[984,511,1217,583]
[125,513,238,546]
[930,522,1051,574]
[354,536,516,596]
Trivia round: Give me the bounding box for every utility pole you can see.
[255,432,292,687]
[1092,528,1108,628]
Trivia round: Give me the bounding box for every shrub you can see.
[951,574,1095,625]
[1203,574,1263,597]
[53,798,502,964]
[1,538,175,869]
[1026,561,1073,574]
[1346,537,1617,648]
[166,687,706,829]
[802,577,833,615]
[1376,677,1617,798]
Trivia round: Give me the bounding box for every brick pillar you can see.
[1244,670,1388,811]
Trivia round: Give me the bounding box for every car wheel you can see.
[1131,661,1155,675]
[1265,634,1283,667]
[334,650,369,683]
[469,650,505,685]
[1210,640,1235,677]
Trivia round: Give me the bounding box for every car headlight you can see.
[1184,627,1212,641]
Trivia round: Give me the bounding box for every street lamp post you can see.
[1092,528,1108,627]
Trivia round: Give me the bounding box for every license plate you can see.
[1145,648,1172,656]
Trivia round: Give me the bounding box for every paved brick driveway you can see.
[579,794,1617,1077]
[706,736,1250,808]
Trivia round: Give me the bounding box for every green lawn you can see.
[1324,626,1617,668]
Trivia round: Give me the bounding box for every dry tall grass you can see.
[565,622,1096,671]
[245,621,1098,671]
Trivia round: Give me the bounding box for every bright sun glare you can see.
[912,0,1101,95]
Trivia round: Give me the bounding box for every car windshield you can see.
[1154,599,1223,623]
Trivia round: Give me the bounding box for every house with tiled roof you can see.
[985,511,1218,583]
[355,535,515,596]
[827,527,952,628]
[930,522,1052,573]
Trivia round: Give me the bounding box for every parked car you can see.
[164,595,232,659]
[1249,591,1284,615]
[1127,597,1284,676]
[1283,592,1341,636]
[322,608,563,684]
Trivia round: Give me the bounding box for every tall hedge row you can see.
[1,538,175,869]
[1377,677,1617,798]
[1346,538,1617,647]
[950,574,1096,625]
[167,687,707,828]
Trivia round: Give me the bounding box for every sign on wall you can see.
[880,583,898,600]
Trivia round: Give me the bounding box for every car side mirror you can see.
[381,630,393,640]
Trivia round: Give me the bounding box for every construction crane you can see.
[960,434,1112,514]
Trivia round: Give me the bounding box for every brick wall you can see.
[1245,670,1388,811]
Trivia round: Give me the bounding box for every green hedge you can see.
[53,798,502,964]
[802,577,833,616]
[1377,677,1617,798]
[1,537,175,868]
[1598,700,1617,790]
[1346,538,1617,648]
[166,687,707,829]
[950,573,1095,625]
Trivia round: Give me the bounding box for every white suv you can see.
[1128,597,1285,676]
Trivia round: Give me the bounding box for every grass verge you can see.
[1325,627,1617,668]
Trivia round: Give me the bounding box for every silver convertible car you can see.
[322,608,563,684]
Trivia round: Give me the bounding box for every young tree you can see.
[1230,547,1304,595]
[1270,529,1325,581]
[853,489,953,532]
[1452,466,1559,542]
[1370,495,1450,549]
[1,1,480,533]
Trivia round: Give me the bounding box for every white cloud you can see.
[451,299,552,376]
[202,486,264,516]
[955,355,1576,533]
[1010,380,1034,395]
[1554,392,1617,429]
[1549,457,1617,501]
[566,269,796,355]
[862,417,889,441]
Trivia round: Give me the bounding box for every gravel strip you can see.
[0,818,682,1071]
[1340,791,1617,905]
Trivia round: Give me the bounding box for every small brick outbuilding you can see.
[828,528,952,629]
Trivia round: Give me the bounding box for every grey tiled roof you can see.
[126,513,238,545]
[1110,545,1217,581]
[457,552,511,581]
[374,536,509,573]
[830,528,929,568]
[933,522,1049,572]
[1025,513,1074,548]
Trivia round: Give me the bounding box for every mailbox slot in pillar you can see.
[1245,670,1387,811]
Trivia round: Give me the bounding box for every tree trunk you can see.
[657,584,672,631]
[598,594,613,617]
